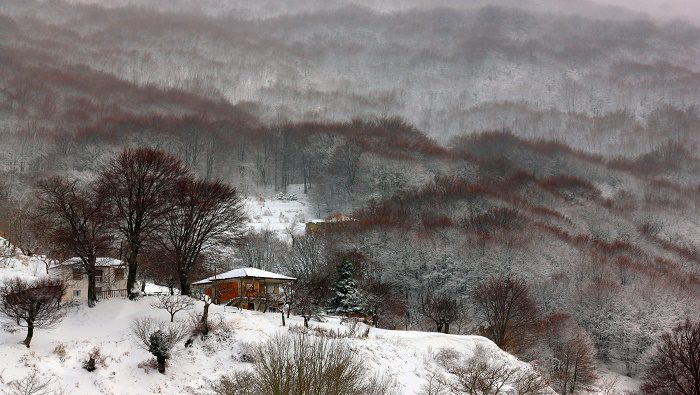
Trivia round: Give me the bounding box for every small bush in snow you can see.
[2,322,19,334]
[432,346,549,395]
[433,347,461,369]
[236,341,257,363]
[52,343,67,363]
[132,317,188,374]
[419,368,449,395]
[342,317,370,338]
[137,358,160,374]
[188,311,234,341]
[6,368,55,395]
[211,370,258,395]
[82,346,106,372]
[213,332,397,395]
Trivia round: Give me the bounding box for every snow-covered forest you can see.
[1,0,699,394]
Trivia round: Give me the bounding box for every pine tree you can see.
[329,257,363,315]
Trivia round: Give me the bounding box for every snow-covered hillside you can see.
[0,297,535,395]
[0,236,645,395]
[243,184,314,239]
[0,238,544,395]
[0,242,48,284]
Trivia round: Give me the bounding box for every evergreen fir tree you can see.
[329,257,363,315]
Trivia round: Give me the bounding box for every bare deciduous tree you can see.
[541,314,597,394]
[419,293,461,334]
[154,178,246,295]
[6,368,56,395]
[3,202,40,257]
[151,294,195,322]
[472,275,540,355]
[0,277,66,348]
[284,232,331,322]
[98,148,189,298]
[132,317,188,374]
[35,176,111,307]
[641,318,700,395]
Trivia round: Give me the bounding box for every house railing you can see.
[96,289,128,300]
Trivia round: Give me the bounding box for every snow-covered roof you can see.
[192,267,296,285]
[308,213,356,224]
[49,257,125,270]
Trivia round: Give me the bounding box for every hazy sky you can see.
[592,0,700,24]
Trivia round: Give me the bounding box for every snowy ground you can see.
[0,297,534,395]
[243,184,314,240]
[0,247,49,284]
[0,192,643,395]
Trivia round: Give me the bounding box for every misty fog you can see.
[0,1,699,394]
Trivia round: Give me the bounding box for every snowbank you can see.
[0,297,535,394]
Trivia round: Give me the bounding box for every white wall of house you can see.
[51,264,128,303]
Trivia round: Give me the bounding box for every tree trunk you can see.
[281,310,286,326]
[436,321,443,333]
[156,356,166,374]
[201,301,211,338]
[444,321,450,334]
[179,274,191,296]
[24,321,33,348]
[126,247,139,299]
[87,268,97,308]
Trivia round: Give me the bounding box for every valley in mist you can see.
[0,1,699,394]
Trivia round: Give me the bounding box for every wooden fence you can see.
[96,289,128,300]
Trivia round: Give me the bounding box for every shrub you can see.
[82,346,106,372]
[211,370,258,395]
[236,342,257,363]
[212,332,396,395]
[132,317,188,374]
[6,368,55,395]
[433,346,549,395]
[52,343,67,363]
[433,347,461,368]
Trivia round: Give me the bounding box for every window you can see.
[73,290,81,299]
[95,269,103,282]
[114,268,124,281]
[72,268,82,280]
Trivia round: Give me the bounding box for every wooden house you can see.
[191,267,295,311]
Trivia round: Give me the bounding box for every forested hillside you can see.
[1,0,699,393]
